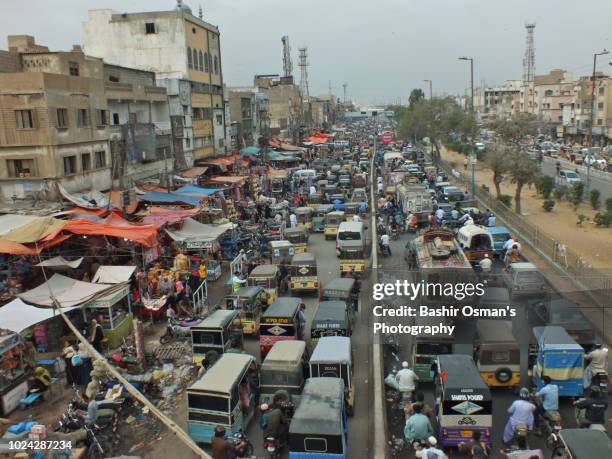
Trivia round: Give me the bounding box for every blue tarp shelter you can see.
[240,146,261,156]
[139,191,202,206]
[175,185,221,196]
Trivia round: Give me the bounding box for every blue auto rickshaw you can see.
[485,226,512,256]
[288,377,348,458]
[313,204,334,232]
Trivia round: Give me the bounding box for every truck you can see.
[396,184,432,224]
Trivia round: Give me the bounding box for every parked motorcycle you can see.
[159,317,197,344]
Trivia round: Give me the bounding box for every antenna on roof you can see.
[198,5,203,19]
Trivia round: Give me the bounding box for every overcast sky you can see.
[2,0,611,105]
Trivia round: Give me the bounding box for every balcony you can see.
[105,81,133,92]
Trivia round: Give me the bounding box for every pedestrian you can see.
[459,430,490,458]
[297,303,307,340]
[429,212,436,227]
[415,436,448,459]
[61,339,77,386]
[232,271,247,292]
[289,212,297,229]
[88,319,104,353]
[487,212,496,227]
[479,254,492,275]
[395,361,419,405]
[463,158,468,171]
[211,426,233,459]
[404,404,433,446]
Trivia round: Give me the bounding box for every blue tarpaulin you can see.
[139,191,202,206]
[240,146,261,156]
[175,185,220,196]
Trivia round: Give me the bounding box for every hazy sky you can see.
[2,0,611,105]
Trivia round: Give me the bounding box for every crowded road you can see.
[541,156,612,199]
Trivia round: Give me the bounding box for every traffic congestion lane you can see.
[541,156,612,199]
[378,228,612,458]
[244,229,372,458]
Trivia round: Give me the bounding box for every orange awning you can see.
[180,166,208,178]
[207,175,248,185]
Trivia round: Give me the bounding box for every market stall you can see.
[0,331,27,416]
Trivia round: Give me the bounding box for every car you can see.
[439,186,464,202]
[556,169,581,187]
[433,203,453,220]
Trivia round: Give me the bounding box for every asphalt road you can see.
[541,156,612,200]
[379,229,612,459]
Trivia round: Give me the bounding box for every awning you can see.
[0,215,40,236]
[239,146,261,156]
[35,256,83,269]
[199,153,240,167]
[0,216,67,244]
[138,207,200,226]
[139,191,202,206]
[57,217,158,247]
[0,299,78,333]
[165,218,234,245]
[19,274,118,308]
[175,185,221,196]
[58,183,110,209]
[179,166,208,179]
[0,234,71,255]
[92,265,136,284]
[207,175,248,185]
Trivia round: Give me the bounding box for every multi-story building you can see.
[226,89,256,148]
[83,1,226,163]
[481,80,521,122]
[253,75,301,142]
[562,74,611,143]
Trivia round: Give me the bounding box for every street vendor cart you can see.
[86,284,133,350]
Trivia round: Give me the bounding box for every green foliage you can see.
[553,186,568,201]
[542,199,555,212]
[535,175,555,199]
[605,197,612,212]
[490,113,545,145]
[594,211,612,227]
[498,194,512,207]
[508,149,541,214]
[589,189,601,210]
[577,214,587,225]
[408,89,425,109]
[569,182,585,209]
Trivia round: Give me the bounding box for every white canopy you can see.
[92,266,136,284]
[0,298,78,333]
[165,218,234,242]
[18,273,116,308]
[35,256,83,269]
[0,214,39,236]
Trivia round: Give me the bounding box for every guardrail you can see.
[192,279,208,315]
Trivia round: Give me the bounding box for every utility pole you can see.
[423,79,433,99]
[342,83,348,105]
[459,56,476,196]
[586,49,609,193]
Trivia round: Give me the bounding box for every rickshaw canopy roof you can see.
[295,207,313,214]
[310,336,352,365]
[558,429,612,459]
[263,340,306,366]
[326,211,345,217]
[324,277,356,294]
[284,227,308,236]
[228,285,265,298]
[533,326,583,351]
[262,297,302,318]
[312,301,348,324]
[437,354,491,394]
[188,353,254,393]
[315,204,334,213]
[289,377,345,436]
[476,320,517,345]
[291,252,316,264]
[249,264,278,277]
[479,287,510,304]
[196,309,239,328]
[270,240,293,248]
[330,194,345,200]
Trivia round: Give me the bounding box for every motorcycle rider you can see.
[211,425,235,459]
[380,232,391,255]
[263,394,290,447]
[502,387,536,444]
[584,343,608,388]
[533,376,559,433]
[574,385,608,427]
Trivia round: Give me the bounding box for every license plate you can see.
[460,431,472,438]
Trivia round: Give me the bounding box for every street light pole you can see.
[459,56,476,196]
[423,79,433,99]
[586,49,609,193]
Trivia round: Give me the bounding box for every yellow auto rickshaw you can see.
[324,211,345,240]
[270,240,295,265]
[224,286,268,335]
[283,227,309,253]
[289,252,319,294]
[247,264,279,305]
[295,206,313,231]
[475,320,521,388]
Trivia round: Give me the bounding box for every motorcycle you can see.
[228,429,254,457]
[574,403,606,431]
[159,317,198,344]
[264,436,283,459]
[379,242,391,257]
[591,372,609,395]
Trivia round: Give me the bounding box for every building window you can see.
[145,22,156,34]
[185,138,191,148]
[7,159,36,178]
[63,155,77,175]
[597,102,604,110]
[203,52,209,72]
[81,153,91,171]
[69,62,79,76]
[112,113,120,125]
[597,119,603,126]
[218,138,224,148]
[108,75,120,83]
[544,89,553,97]
[94,151,106,168]
[192,107,202,120]
[187,47,193,68]
[214,56,218,74]
[192,49,198,71]
[207,54,212,72]
[97,109,108,126]
[182,105,189,116]
[198,51,204,71]
[192,27,196,34]
[216,114,223,125]
[76,109,90,127]
[599,87,605,96]
[56,108,68,128]
[15,109,35,129]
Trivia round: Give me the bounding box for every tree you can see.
[486,145,512,199]
[408,89,425,109]
[491,113,542,146]
[507,147,540,214]
[589,189,601,210]
[535,175,555,199]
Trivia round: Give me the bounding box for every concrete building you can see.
[481,80,521,122]
[83,1,226,162]
[254,75,301,142]
[226,89,256,148]
[562,74,611,142]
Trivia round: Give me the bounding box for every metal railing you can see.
[192,279,208,315]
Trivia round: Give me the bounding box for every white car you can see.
[556,170,581,187]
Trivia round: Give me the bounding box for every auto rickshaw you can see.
[247,264,279,305]
[324,183,338,195]
[284,227,309,253]
[321,277,359,314]
[295,206,313,231]
[224,286,268,335]
[408,316,454,382]
[309,336,354,415]
[191,309,243,365]
[310,301,352,348]
[552,429,612,459]
[259,340,307,405]
[187,353,256,445]
[351,188,368,204]
[289,252,319,294]
[343,202,360,221]
[324,211,345,240]
[338,246,366,278]
[312,204,334,232]
[330,193,346,211]
[259,297,302,358]
[307,192,323,208]
[288,377,348,458]
[270,240,295,265]
[475,320,520,388]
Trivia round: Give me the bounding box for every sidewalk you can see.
[441,146,612,269]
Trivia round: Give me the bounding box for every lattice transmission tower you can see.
[298,47,309,100]
[523,23,536,83]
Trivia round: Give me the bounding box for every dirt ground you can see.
[441,147,612,269]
